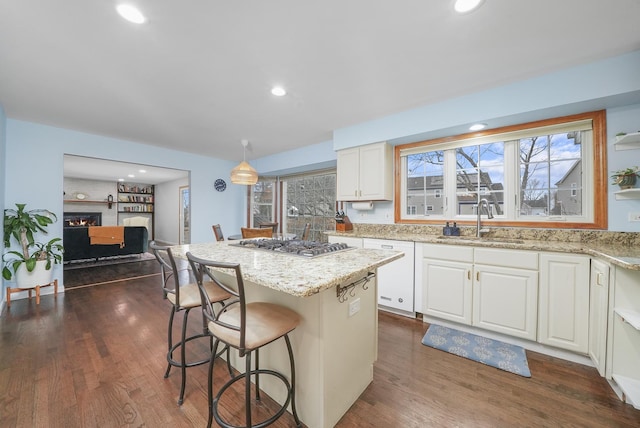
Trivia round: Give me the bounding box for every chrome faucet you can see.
[477,198,494,237]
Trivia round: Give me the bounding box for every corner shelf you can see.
[611,374,640,410]
[614,132,640,150]
[614,188,640,200]
[614,307,640,331]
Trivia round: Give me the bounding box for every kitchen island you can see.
[170,241,403,428]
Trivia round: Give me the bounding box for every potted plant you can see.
[3,203,64,288]
[611,166,639,190]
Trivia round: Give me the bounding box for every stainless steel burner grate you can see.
[231,239,352,257]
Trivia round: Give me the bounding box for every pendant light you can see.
[230,139,258,185]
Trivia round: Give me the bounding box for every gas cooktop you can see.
[230,239,353,258]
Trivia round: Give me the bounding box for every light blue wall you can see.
[0,104,6,302]
[333,50,640,150]
[4,120,247,289]
[253,140,336,176]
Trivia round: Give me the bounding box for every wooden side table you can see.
[6,279,58,307]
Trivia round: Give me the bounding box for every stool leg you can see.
[178,308,190,405]
[245,351,252,428]
[207,338,220,428]
[165,306,177,379]
[285,334,302,427]
[255,348,261,401]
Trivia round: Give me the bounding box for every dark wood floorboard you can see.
[2,268,640,427]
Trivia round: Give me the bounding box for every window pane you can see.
[252,180,275,226]
[456,142,504,216]
[283,171,336,242]
[406,150,444,216]
[519,132,582,218]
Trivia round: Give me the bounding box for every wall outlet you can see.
[629,212,640,222]
[348,298,361,317]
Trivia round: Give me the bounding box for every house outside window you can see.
[397,111,606,229]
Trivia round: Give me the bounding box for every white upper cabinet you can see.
[336,142,393,201]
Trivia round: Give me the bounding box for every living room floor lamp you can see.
[230,139,258,185]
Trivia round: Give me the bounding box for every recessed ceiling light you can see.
[118,178,125,182]
[128,174,135,178]
[454,0,484,14]
[271,86,286,97]
[469,123,487,131]
[139,169,147,173]
[116,4,146,24]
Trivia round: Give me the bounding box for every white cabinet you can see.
[474,264,538,341]
[538,253,590,353]
[363,239,415,315]
[589,258,610,376]
[419,244,538,339]
[473,247,538,340]
[336,142,393,201]
[420,244,474,325]
[609,266,640,409]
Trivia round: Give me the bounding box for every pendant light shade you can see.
[230,140,258,185]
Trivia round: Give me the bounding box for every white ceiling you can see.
[2,0,640,166]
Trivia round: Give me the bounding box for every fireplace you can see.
[64,212,102,227]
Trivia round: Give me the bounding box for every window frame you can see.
[394,110,607,229]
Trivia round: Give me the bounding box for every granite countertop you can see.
[326,231,640,271]
[169,242,404,297]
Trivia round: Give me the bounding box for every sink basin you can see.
[435,236,525,244]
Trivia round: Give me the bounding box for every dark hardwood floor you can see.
[2,268,640,427]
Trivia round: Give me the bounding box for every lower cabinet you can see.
[473,263,538,341]
[538,253,590,353]
[589,258,610,376]
[419,244,538,340]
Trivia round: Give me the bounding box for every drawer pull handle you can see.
[380,296,392,301]
[476,272,480,281]
[381,245,394,249]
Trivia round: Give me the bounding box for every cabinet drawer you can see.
[420,243,473,263]
[474,247,538,270]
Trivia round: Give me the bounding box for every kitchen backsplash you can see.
[352,223,640,247]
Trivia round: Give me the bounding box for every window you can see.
[250,170,336,241]
[396,111,606,229]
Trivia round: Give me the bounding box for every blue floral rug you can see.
[422,324,531,377]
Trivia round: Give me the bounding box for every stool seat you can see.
[210,302,300,351]
[167,282,232,309]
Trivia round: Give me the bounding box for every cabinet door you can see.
[336,147,360,201]
[422,258,473,325]
[363,239,414,313]
[358,143,392,200]
[538,253,590,353]
[589,258,610,376]
[473,265,538,340]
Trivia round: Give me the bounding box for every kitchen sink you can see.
[435,236,525,244]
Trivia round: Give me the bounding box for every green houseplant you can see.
[3,203,64,285]
[611,166,639,190]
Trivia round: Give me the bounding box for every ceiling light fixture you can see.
[230,139,258,185]
[454,0,485,13]
[271,86,286,97]
[116,4,147,24]
[469,123,487,131]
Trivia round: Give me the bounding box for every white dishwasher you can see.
[363,238,415,317]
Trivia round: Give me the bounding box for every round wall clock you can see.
[214,178,227,192]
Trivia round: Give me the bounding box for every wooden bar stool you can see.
[149,242,232,405]
[187,252,302,428]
